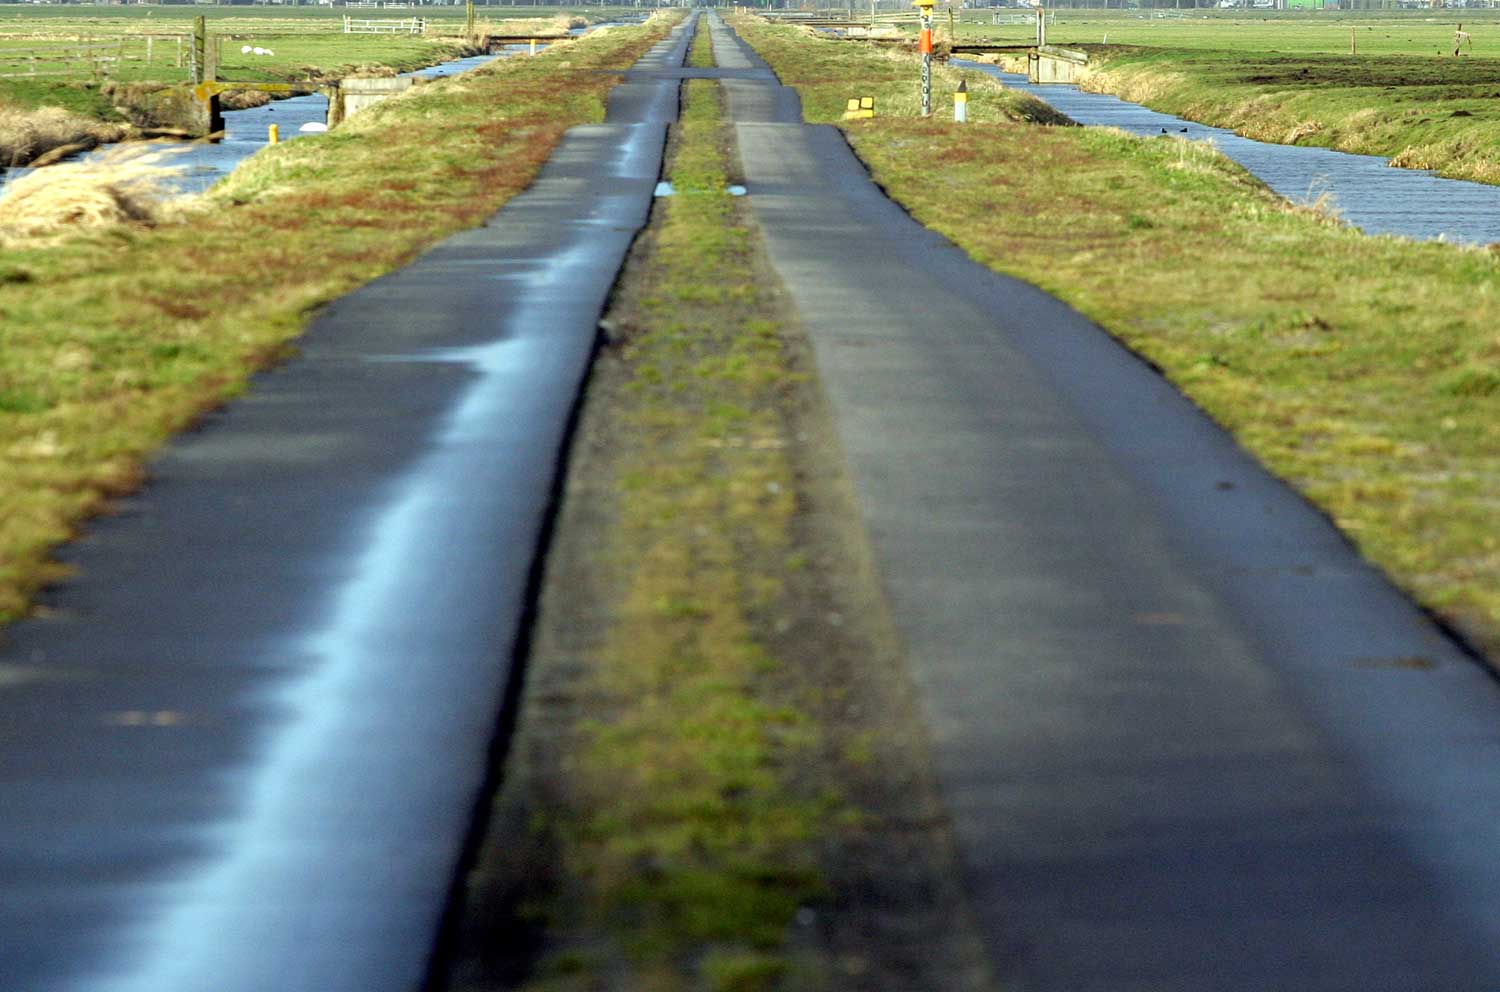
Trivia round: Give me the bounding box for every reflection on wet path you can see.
[0,14,691,992]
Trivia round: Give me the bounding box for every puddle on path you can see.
[654,181,748,197]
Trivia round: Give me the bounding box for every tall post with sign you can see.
[914,0,934,117]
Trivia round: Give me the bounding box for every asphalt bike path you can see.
[0,17,695,992]
[712,13,1500,991]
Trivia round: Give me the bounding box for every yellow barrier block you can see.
[842,96,876,120]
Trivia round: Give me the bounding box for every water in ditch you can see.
[0,20,638,198]
[955,59,1500,246]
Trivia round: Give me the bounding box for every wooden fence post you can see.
[192,16,206,85]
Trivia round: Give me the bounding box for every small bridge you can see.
[183,76,417,136]
[1028,44,1088,83]
[166,14,454,137]
[948,42,1091,84]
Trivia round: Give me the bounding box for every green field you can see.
[951,8,1500,56]
[0,4,611,109]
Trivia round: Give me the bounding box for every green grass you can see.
[736,14,1500,657]
[516,49,837,990]
[0,13,678,624]
[947,8,1500,56]
[687,8,713,68]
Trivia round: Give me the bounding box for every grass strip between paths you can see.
[513,72,834,992]
[688,11,714,69]
[449,23,996,992]
[0,13,678,626]
[735,16,1500,658]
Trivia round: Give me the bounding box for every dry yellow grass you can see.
[468,14,576,39]
[0,141,187,240]
[0,105,126,167]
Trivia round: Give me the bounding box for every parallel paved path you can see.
[712,14,1500,991]
[0,18,694,992]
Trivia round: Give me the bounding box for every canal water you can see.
[0,21,636,197]
[955,59,1500,246]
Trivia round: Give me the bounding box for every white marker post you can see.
[915,0,935,117]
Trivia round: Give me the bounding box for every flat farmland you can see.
[953,9,1500,56]
[0,4,600,105]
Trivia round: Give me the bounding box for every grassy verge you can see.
[1072,45,1500,185]
[734,15,1500,658]
[0,13,678,626]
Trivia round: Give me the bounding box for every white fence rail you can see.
[342,15,427,33]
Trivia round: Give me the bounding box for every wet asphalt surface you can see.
[956,59,1500,245]
[0,17,693,992]
[712,13,1500,991]
[9,11,1500,991]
